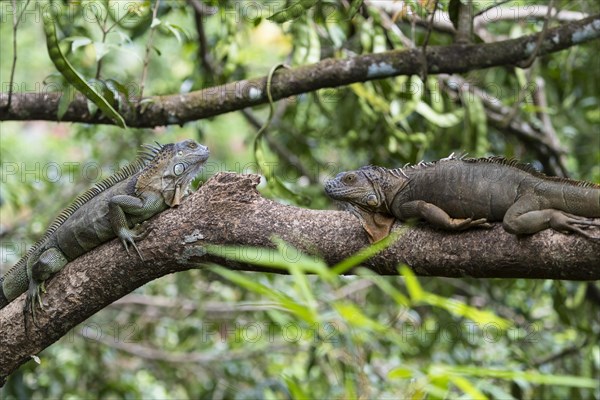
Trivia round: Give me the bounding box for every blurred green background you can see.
[0,0,599,398]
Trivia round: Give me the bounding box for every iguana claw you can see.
[118,222,152,260]
[549,212,600,240]
[121,237,145,261]
[24,280,45,331]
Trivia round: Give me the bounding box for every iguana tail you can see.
[0,276,8,308]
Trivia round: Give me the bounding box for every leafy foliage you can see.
[1,0,599,398]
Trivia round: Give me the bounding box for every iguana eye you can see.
[174,163,185,176]
[343,174,356,184]
[188,142,197,149]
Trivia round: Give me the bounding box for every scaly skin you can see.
[324,156,600,242]
[0,140,209,327]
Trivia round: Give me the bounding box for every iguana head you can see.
[137,139,210,207]
[324,166,394,213]
[325,166,403,242]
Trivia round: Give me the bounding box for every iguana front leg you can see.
[397,200,490,231]
[26,247,68,327]
[108,193,165,259]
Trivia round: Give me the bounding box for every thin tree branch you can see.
[532,76,568,177]
[189,0,219,81]
[420,0,439,82]
[1,172,599,382]
[454,0,473,44]
[373,3,589,35]
[4,0,31,112]
[439,74,568,176]
[518,0,555,69]
[138,0,161,101]
[1,15,599,127]
[112,294,289,314]
[81,329,303,364]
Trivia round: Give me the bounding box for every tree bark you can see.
[1,15,599,127]
[1,172,599,382]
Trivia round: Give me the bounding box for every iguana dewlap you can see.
[324,156,600,242]
[0,139,210,325]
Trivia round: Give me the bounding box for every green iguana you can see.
[324,155,600,242]
[0,139,210,325]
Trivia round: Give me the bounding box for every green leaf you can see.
[423,293,511,329]
[415,101,464,128]
[331,230,403,275]
[204,243,330,277]
[57,83,75,120]
[433,365,599,389]
[358,271,410,307]
[267,0,319,23]
[388,367,413,379]
[65,36,92,52]
[93,42,110,62]
[399,265,424,301]
[448,375,488,399]
[42,5,126,128]
[347,0,363,20]
[350,83,390,113]
[209,265,317,323]
[334,302,388,332]
[163,22,188,43]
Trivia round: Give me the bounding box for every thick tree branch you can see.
[1,172,599,381]
[1,15,599,127]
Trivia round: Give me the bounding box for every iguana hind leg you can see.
[26,247,68,327]
[504,203,600,240]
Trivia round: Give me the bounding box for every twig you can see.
[187,0,217,16]
[532,77,568,177]
[500,68,535,128]
[474,0,512,18]
[189,0,219,80]
[532,341,587,367]
[93,5,111,80]
[79,329,304,364]
[332,279,374,300]
[94,3,134,80]
[4,0,31,112]
[440,74,568,176]
[420,0,439,82]
[518,0,556,69]
[112,294,289,314]
[138,0,161,101]
[371,2,413,48]
[241,108,317,184]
